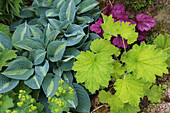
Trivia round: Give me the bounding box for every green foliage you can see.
[154,33,170,67]
[0,24,12,38]
[101,15,138,44]
[0,0,22,23]
[147,85,164,103]
[125,0,154,10]
[0,94,14,112]
[73,39,119,93]
[121,42,169,82]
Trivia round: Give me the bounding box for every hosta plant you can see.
[72,14,169,113]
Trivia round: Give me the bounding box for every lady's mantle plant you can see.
[72,14,169,113]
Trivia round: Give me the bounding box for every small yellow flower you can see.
[69,91,73,94]
[62,90,66,94]
[29,109,32,112]
[58,87,63,93]
[26,95,29,100]
[51,98,54,102]
[31,106,37,110]
[11,110,17,113]
[69,87,73,92]
[55,109,59,112]
[59,80,64,84]
[30,99,35,103]
[48,97,51,101]
[55,91,60,96]
[6,110,11,113]
[21,96,26,101]
[18,94,22,99]
[17,102,23,107]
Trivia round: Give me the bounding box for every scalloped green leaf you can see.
[114,74,144,106]
[154,33,170,67]
[121,42,169,82]
[0,32,12,50]
[59,0,76,23]
[47,41,66,62]
[1,58,34,80]
[0,74,19,93]
[0,95,14,112]
[0,49,17,71]
[118,104,140,113]
[90,39,120,55]
[0,24,12,38]
[72,51,114,93]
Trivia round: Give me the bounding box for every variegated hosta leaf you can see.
[14,38,44,51]
[42,73,61,97]
[59,0,76,23]
[63,24,85,46]
[45,9,59,18]
[52,0,65,10]
[62,71,73,83]
[29,25,43,37]
[1,58,34,80]
[45,29,60,46]
[35,60,49,77]
[29,49,46,65]
[121,42,169,82]
[48,18,61,30]
[114,74,144,106]
[72,51,114,93]
[24,74,44,89]
[77,0,98,14]
[0,74,19,93]
[0,49,17,71]
[53,66,63,76]
[47,41,66,62]
[12,22,29,44]
[0,32,12,50]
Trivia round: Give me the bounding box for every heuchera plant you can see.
[90,4,157,48]
[73,14,169,113]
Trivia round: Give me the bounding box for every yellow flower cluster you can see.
[17,102,23,107]
[68,86,74,94]
[58,80,64,84]
[6,110,17,113]
[29,104,37,112]
[48,97,65,107]
[18,90,30,102]
[55,109,59,112]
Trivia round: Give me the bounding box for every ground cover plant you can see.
[0,0,169,113]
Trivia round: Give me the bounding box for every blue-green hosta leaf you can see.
[62,71,73,83]
[45,29,60,45]
[77,0,98,14]
[29,25,42,37]
[45,24,54,38]
[20,7,35,18]
[24,74,44,89]
[35,7,50,17]
[63,24,85,46]
[59,20,70,30]
[53,66,63,76]
[0,49,17,71]
[42,73,61,97]
[76,16,94,24]
[154,33,170,67]
[0,74,19,93]
[35,60,49,77]
[12,22,29,44]
[29,49,46,65]
[72,51,114,93]
[64,48,80,57]
[0,32,12,50]
[73,0,81,5]
[59,0,76,23]
[114,74,144,106]
[14,38,44,51]
[52,0,65,10]
[121,42,169,82]
[46,9,59,17]
[60,58,75,71]
[47,41,66,62]
[39,15,48,27]
[73,83,91,113]
[1,58,34,80]
[48,18,61,30]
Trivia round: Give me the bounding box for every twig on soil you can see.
[91,104,109,113]
[109,0,113,7]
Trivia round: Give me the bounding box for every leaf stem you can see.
[123,72,128,81]
[122,36,127,55]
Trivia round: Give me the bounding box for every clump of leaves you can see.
[0,0,22,23]
[73,14,169,113]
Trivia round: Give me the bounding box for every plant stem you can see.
[122,36,127,55]
[123,72,128,81]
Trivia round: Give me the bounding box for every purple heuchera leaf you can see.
[112,35,128,48]
[90,18,103,34]
[136,14,157,32]
[137,31,146,40]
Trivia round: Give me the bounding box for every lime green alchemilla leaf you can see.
[0,24,12,38]
[147,85,164,103]
[0,49,17,71]
[122,42,169,82]
[0,95,14,112]
[101,14,138,44]
[114,74,144,106]
[154,33,170,67]
[72,51,114,93]
[90,39,120,55]
[98,90,124,112]
[111,61,125,79]
[118,103,140,113]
